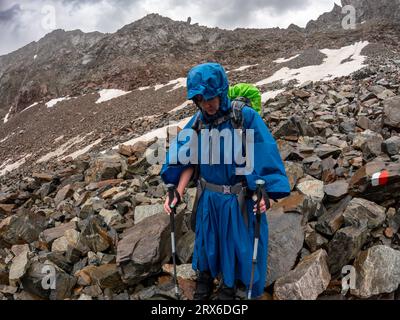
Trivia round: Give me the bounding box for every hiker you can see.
[161,62,290,300]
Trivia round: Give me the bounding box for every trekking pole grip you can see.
[167,184,175,208]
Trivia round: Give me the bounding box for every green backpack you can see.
[228,83,262,115]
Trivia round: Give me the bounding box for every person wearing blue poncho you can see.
[161,62,290,300]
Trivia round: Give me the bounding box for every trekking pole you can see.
[247,179,266,300]
[167,184,181,300]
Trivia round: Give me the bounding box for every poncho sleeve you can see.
[160,113,199,185]
[241,107,291,200]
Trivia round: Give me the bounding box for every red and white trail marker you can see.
[371,170,389,187]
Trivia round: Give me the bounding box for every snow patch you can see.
[0,132,15,143]
[256,41,369,87]
[110,117,191,151]
[54,135,64,143]
[46,97,71,108]
[37,133,93,163]
[274,54,300,64]
[261,89,285,103]
[3,106,13,123]
[0,154,32,176]
[153,78,187,92]
[169,100,192,113]
[34,54,38,60]
[96,89,131,104]
[62,138,103,160]
[22,102,39,113]
[231,64,259,72]
[137,77,187,93]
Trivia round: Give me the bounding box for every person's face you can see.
[194,95,220,116]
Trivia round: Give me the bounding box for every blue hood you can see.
[187,63,231,118]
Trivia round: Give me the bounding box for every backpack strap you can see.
[230,97,249,129]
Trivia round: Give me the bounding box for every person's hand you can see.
[253,197,274,215]
[164,190,183,215]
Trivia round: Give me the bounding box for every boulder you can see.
[351,246,400,298]
[266,209,304,287]
[99,209,123,227]
[326,226,368,275]
[176,231,195,264]
[75,264,124,290]
[296,179,324,202]
[0,210,47,246]
[134,204,165,225]
[85,152,126,183]
[39,221,77,245]
[117,213,183,285]
[324,180,349,202]
[274,249,331,300]
[382,136,400,156]
[79,216,113,253]
[342,198,386,230]
[284,162,304,191]
[54,184,74,206]
[316,195,352,236]
[349,161,400,202]
[383,96,400,129]
[21,260,76,300]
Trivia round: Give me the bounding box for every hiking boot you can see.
[217,283,236,300]
[193,271,214,300]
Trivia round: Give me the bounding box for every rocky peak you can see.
[341,0,400,22]
[306,0,400,33]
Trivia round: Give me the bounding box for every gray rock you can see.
[131,283,183,300]
[176,230,195,263]
[305,231,328,252]
[377,89,396,100]
[284,162,304,191]
[342,198,386,230]
[316,195,352,236]
[79,216,113,253]
[274,249,331,300]
[9,251,31,283]
[21,260,76,300]
[80,197,105,219]
[162,263,196,280]
[382,136,400,156]
[85,152,126,183]
[266,210,304,287]
[117,213,183,285]
[77,264,124,290]
[274,192,325,223]
[324,180,349,202]
[327,226,368,275]
[351,245,400,298]
[296,179,324,202]
[349,162,400,202]
[0,209,47,245]
[273,116,317,139]
[302,156,322,179]
[134,204,164,224]
[353,130,383,159]
[54,185,74,206]
[99,209,123,227]
[383,96,400,129]
[39,221,77,244]
[339,121,355,134]
[315,145,342,159]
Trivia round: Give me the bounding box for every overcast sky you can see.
[0,0,341,56]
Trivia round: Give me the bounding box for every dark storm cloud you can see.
[170,0,312,27]
[0,0,337,56]
[0,4,21,23]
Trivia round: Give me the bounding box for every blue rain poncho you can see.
[161,63,290,298]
